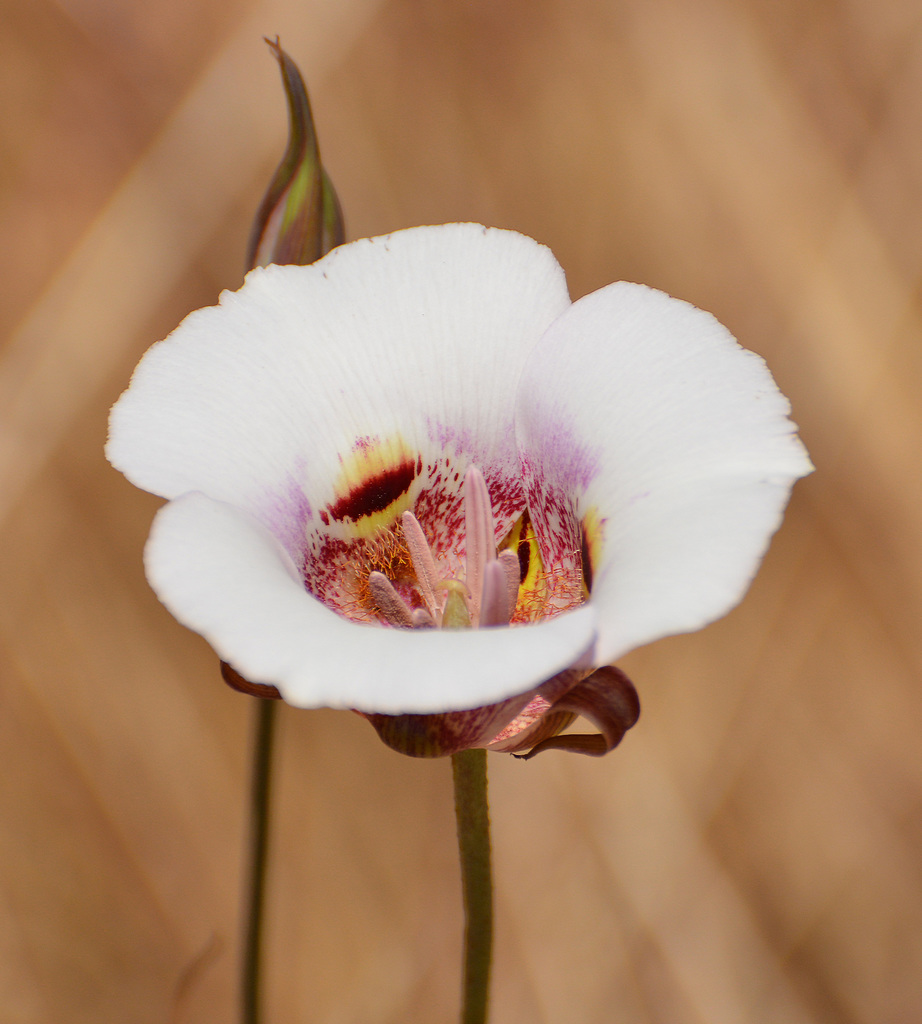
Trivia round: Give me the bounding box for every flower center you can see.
[365,465,523,630]
[307,461,587,629]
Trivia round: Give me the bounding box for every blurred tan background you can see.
[2,0,920,1021]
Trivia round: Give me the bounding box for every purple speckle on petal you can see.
[258,473,313,565]
[523,412,600,495]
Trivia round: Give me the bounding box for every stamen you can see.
[332,463,580,634]
[411,607,436,628]
[367,571,415,628]
[463,465,497,626]
[497,550,521,619]
[401,510,440,619]
[479,559,514,627]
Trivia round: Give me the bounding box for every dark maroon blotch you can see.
[326,460,417,522]
[516,539,530,583]
[579,529,593,593]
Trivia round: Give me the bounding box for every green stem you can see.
[451,748,494,1024]
[242,698,277,1024]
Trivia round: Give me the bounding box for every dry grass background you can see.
[1,0,920,1021]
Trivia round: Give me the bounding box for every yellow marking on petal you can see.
[499,510,585,622]
[579,506,605,598]
[499,511,547,621]
[325,436,420,539]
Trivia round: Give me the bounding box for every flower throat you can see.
[348,465,583,630]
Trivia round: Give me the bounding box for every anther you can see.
[463,465,497,626]
[498,550,521,618]
[479,559,514,627]
[367,571,415,628]
[401,511,440,619]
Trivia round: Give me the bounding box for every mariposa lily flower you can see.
[107,223,812,757]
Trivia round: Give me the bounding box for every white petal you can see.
[107,224,571,560]
[516,282,812,664]
[145,492,598,714]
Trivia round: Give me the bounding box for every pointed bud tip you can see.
[246,38,344,270]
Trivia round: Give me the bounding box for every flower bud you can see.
[245,38,344,271]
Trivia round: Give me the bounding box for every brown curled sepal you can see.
[516,665,640,759]
[487,709,578,755]
[220,661,282,700]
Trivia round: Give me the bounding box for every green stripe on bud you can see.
[245,38,345,271]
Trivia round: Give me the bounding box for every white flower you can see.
[107,224,811,756]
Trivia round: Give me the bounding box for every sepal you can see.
[517,666,640,758]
